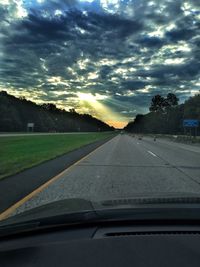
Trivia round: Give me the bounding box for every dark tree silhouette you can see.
[149,93,179,113]
[41,103,58,112]
[166,93,179,107]
[69,108,76,113]
[149,95,166,112]
[124,93,200,135]
[0,92,114,132]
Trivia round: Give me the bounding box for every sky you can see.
[0,0,199,128]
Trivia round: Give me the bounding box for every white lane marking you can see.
[148,150,157,157]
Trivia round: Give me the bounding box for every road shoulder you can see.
[0,136,114,214]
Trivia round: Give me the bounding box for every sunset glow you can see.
[0,0,199,128]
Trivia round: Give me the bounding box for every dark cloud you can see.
[21,14,71,40]
[121,81,147,90]
[165,28,194,42]
[0,0,199,124]
[99,66,112,79]
[138,36,165,48]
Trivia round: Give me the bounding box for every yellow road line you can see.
[0,137,115,221]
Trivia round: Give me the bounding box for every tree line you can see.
[0,91,114,132]
[124,93,200,135]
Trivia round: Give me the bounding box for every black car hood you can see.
[2,192,200,228]
[0,198,95,227]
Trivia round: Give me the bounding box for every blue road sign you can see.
[183,119,199,127]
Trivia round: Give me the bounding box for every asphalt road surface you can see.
[12,134,200,215]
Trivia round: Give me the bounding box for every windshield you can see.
[0,0,200,224]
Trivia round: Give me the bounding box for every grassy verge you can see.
[0,132,115,179]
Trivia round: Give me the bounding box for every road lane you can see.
[140,136,200,184]
[10,134,200,216]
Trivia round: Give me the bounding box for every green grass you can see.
[0,132,114,179]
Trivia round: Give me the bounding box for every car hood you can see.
[1,192,200,228]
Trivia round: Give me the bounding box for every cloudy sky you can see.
[0,0,199,128]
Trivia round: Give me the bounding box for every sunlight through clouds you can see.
[77,92,108,102]
[164,58,186,65]
[75,92,125,127]
[0,0,199,127]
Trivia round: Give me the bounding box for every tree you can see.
[134,114,144,123]
[149,93,179,113]
[125,93,199,135]
[166,93,179,107]
[0,91,113,132]
[69,108,76,113]
[149,95,166,112]
[41,103,57,112]
[184,94,200,119]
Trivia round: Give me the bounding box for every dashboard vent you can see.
[101,197,200,206]
[104,231,200,237]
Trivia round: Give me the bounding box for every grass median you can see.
[0,132,115,179]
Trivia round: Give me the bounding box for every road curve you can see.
[11,134,200,215]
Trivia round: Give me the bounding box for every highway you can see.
[11,134,200,215]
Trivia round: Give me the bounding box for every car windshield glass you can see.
[0,0,200,224]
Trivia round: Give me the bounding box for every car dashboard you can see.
[1,221,200,267]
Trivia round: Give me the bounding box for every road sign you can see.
[27,123,34,128]
[27,122,34,132]
[183,119,199,127]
